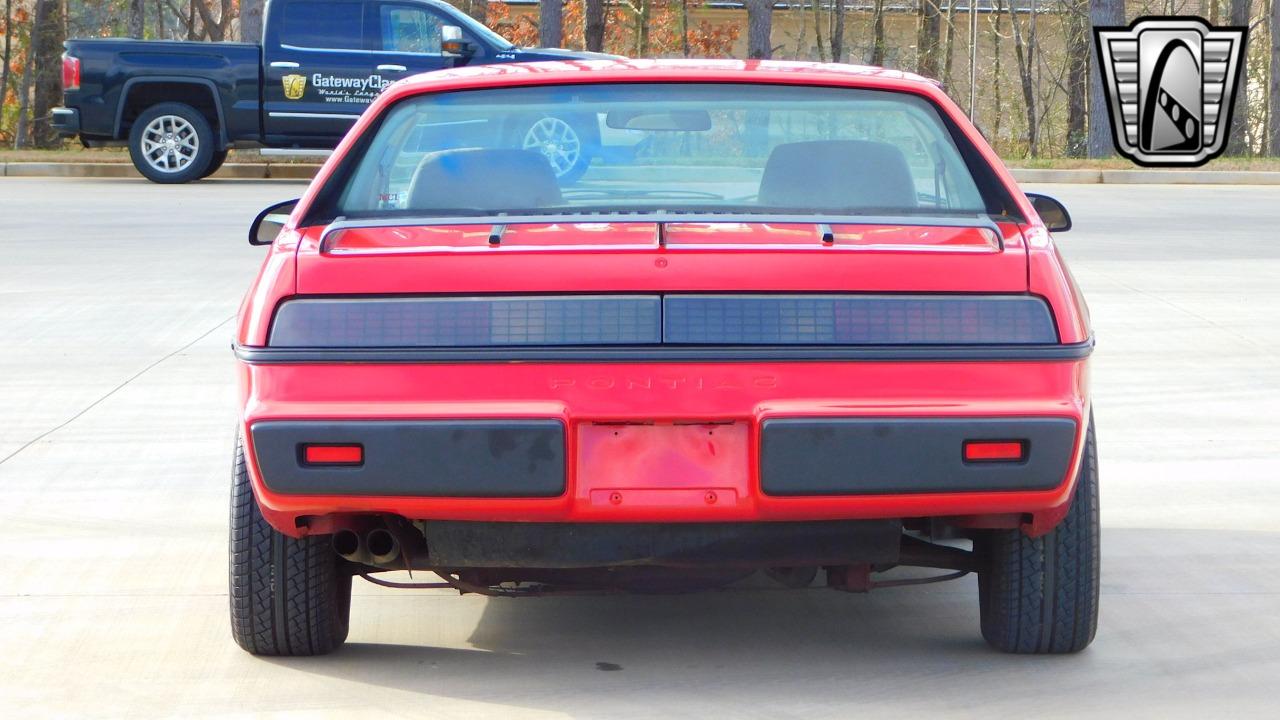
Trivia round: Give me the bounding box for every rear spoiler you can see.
[317,213,1005,253]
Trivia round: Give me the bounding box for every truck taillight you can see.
[62,54,80,91]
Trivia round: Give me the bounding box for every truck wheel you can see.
[519,115,591,185]
[977,416,1099,654]
[201,149,229,179]
[228,437,351,656]
[128,102,215,184]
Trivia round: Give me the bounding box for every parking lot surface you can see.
[1,178,1278,718]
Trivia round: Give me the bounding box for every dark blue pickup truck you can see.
[54,0,610,182]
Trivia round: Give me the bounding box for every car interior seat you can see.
[758,140,919,212]
[407,148,563,212]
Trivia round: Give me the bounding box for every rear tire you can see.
[201,148,229,179]
[127,102,215,184]
[228,437,351,656]
[977,416,1099,654]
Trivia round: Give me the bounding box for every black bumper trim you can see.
[233,338,1094,364]
[419,520,903,568]
[761,417,1079,495]
[250,420,566,497]
[51,107,80,136]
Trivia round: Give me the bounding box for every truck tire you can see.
[127,102,216,184]
[229,437,351,656]
[517,114,592,185]
[201,149,229,179]
[977,416,1099,654]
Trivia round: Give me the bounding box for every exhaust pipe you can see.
[332,529,364,563]
[366,527,401,565]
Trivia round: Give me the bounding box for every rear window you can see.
[319,83,990,220]
[281,1,364,50]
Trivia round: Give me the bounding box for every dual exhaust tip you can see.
[333,527,400,565]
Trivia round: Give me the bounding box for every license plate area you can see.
[576,422,749,511]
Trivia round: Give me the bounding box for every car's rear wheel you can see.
[977,415,1099,653]
[228,437,351,656]
[127,102,215,184]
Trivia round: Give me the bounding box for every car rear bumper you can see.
[51,107,80,136]
[238,358,1090,533]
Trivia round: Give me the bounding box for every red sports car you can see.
[231,59,1097,656]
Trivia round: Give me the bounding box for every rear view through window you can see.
[326,83,988,220]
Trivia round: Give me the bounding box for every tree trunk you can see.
[812,0,827,62]
[745,0,773,60]
[991,7,1003,142]
[1270,0,1279,155]
[457,0,488,24]
[1006,0,1037,156]
[917,0,942,78]
[795,2,808,59]
[1087,0,1124,157]
[871,0,885,65]
[240,0,265,42]
[2,0,14,122]
[31,0,66,149]
[14,28,33,148]
[1065,0,1088,156]
[585,0,606,52]
[127,0,146,38]
[831,0,844,63]
[540,0,563,48]
[632,0,650,57]
[1225,0,1250,155]
[941,0,956,88]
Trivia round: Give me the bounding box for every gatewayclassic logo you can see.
[282,74,307,100]
[1094,16,1247,167]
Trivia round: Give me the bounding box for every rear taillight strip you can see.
[267,294,1058,348]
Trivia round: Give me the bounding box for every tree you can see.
[31,0,65,148]
[1270,0,1279,155]
[1064,0,1088,156]
[127,0,144,37]
[453,0,488,23]
[1087,0,1124,157]
[2,0,14,122]
[870,0,885,65]
[241,0,265,42]
[744,0,772,60]
[540,0,563,48]
[1225,0,1250,155]
[812,0,826,63]
[830,0,844,64]
[584,0,605,52]
[1005,0,1038,156]
[917,0,942,79]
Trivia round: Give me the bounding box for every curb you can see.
[4,162,1280,185]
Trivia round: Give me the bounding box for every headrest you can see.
[758,140,918,212]
[406,148,562,212]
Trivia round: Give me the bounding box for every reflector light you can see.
[62,54,81,91]
[963,441,1026,462]
[303,444,363,465]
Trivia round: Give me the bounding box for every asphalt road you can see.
[1,178,1277,718]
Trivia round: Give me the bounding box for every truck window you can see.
[281,1,365,50]
[378,5,443,53]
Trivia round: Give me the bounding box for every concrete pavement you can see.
[0,178,1278,717]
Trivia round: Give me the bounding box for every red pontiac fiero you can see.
[231,60,1097,656]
